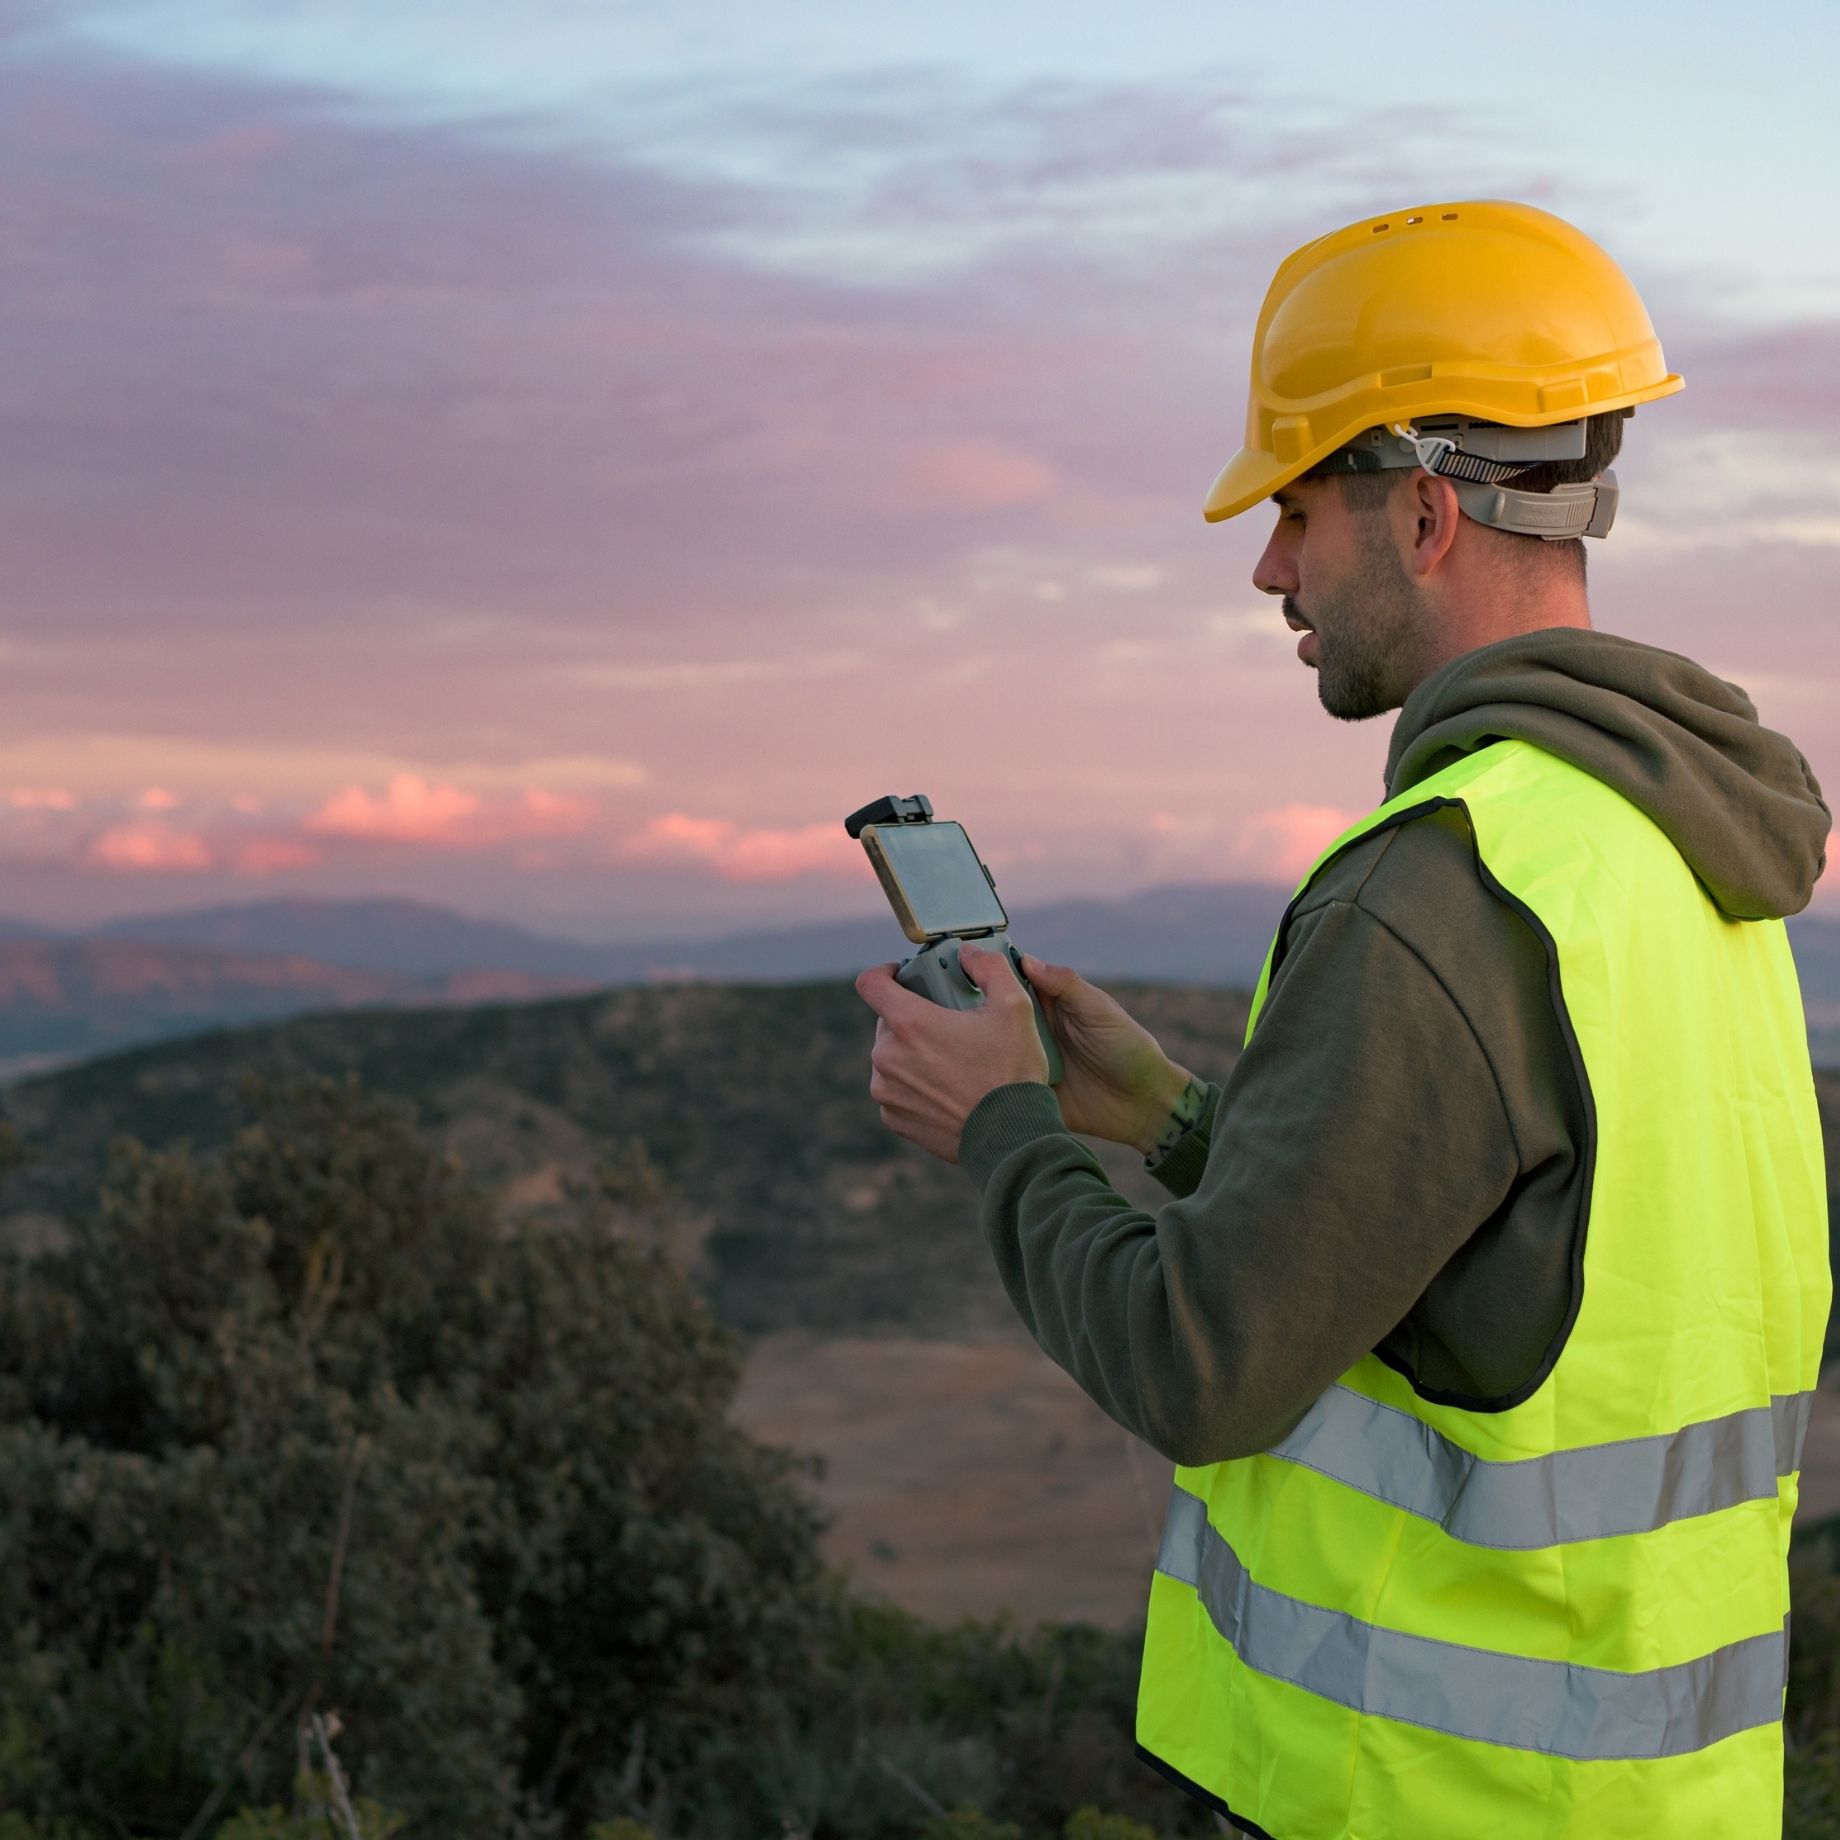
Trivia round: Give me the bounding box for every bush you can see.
[920,1813,1021,1840]
[0,1076,835,1836]
[1062,1812,1158,1840]
[215,1771,408,1838]
[0,1074,1219,1838]
[670,1599,1209,1840]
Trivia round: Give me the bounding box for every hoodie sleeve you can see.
[957,897,1523,1465]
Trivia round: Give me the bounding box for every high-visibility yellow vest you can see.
[1135,737,1830,1839]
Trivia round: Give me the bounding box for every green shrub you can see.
[669,1598,1210,1840]
[1788,1729,1840,1839]
[0,1074,1220,1838]
[1063,1810,1159,1840]
[920,1811,1022,1840]
[216,1773,408,1838]
[0,1076,833,1836]
[0,1814,94,1839]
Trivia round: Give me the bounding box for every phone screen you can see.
[873,821,1007,935]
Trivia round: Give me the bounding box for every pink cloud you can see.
[1667,321,1840,434]
[1246,804,1362,880]
[0,49,1701,683]
[308,775,482,842]
[87,821,215,872]
[0,52,1829,939]
[6,787,77,810]
[135,785,180,810]
[305,775,595,848]
[616,813,859,883]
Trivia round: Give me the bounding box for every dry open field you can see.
[732,1331,1840,1632]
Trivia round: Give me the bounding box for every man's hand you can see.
[854,943,1051,1164]
[1007,953,1196,1152]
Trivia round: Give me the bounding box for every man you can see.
[854,200,1831,1836]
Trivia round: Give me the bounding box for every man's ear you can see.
[1401,469,1462,579]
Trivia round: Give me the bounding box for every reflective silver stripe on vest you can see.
[1259,1384,1816,1549]
[1157,1488,1788,1761]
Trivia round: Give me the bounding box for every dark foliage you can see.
[0,1077,1211,1840]
[0,1076,835,1836]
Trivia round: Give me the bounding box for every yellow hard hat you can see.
[1204,199,1683,524]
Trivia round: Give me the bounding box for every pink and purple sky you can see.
[4,1,1837,943]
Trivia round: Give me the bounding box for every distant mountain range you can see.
[1,888,1837,1075]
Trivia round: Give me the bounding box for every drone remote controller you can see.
[844,793,1063,1087]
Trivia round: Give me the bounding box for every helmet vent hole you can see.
[1442,212,1458,220]
[1406,215,1423,225]
[1372,223,1389,234]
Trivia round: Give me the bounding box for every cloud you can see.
[305,774,596,847]
[1245,804,1361,880]
[0,35,1831,935]
[559,652,864,692]
[135,785,180,809]
[1091,564,1165,591]
[86,821,215,872]
[707,71,1502,284]
[1615,515,1840,557]
[1662,320,1840,439]
[6,786,77,810]
[1141,802,1361,884]
[615,812,861,883]
[0,735,646,803]
[0,39,1493,676]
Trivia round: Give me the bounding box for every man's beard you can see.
[1287,515,1423,721]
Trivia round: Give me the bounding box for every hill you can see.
[7,887,1837,1070]
[3,975,1836,1346]
[0,936,593,1073]
[0,976,1249,1339]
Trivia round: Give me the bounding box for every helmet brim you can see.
[1201,444,1322,525]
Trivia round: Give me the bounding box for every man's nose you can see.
[1252,527,1296,598]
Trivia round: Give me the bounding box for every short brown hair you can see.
[1329,408,1628,585]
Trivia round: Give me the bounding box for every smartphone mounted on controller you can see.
[844,793,1063,1086]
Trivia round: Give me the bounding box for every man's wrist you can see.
[1135,1065,1205,1160]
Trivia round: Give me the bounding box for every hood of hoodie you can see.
[1385,626,1831,920]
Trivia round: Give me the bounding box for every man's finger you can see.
[854,960,897,998]
[855,960,921,1019]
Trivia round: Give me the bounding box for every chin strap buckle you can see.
[1388,422,1460,474]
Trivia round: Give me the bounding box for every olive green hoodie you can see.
[958,627,1831,1464]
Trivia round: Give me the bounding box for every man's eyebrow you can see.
[1270,487,1302,510]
